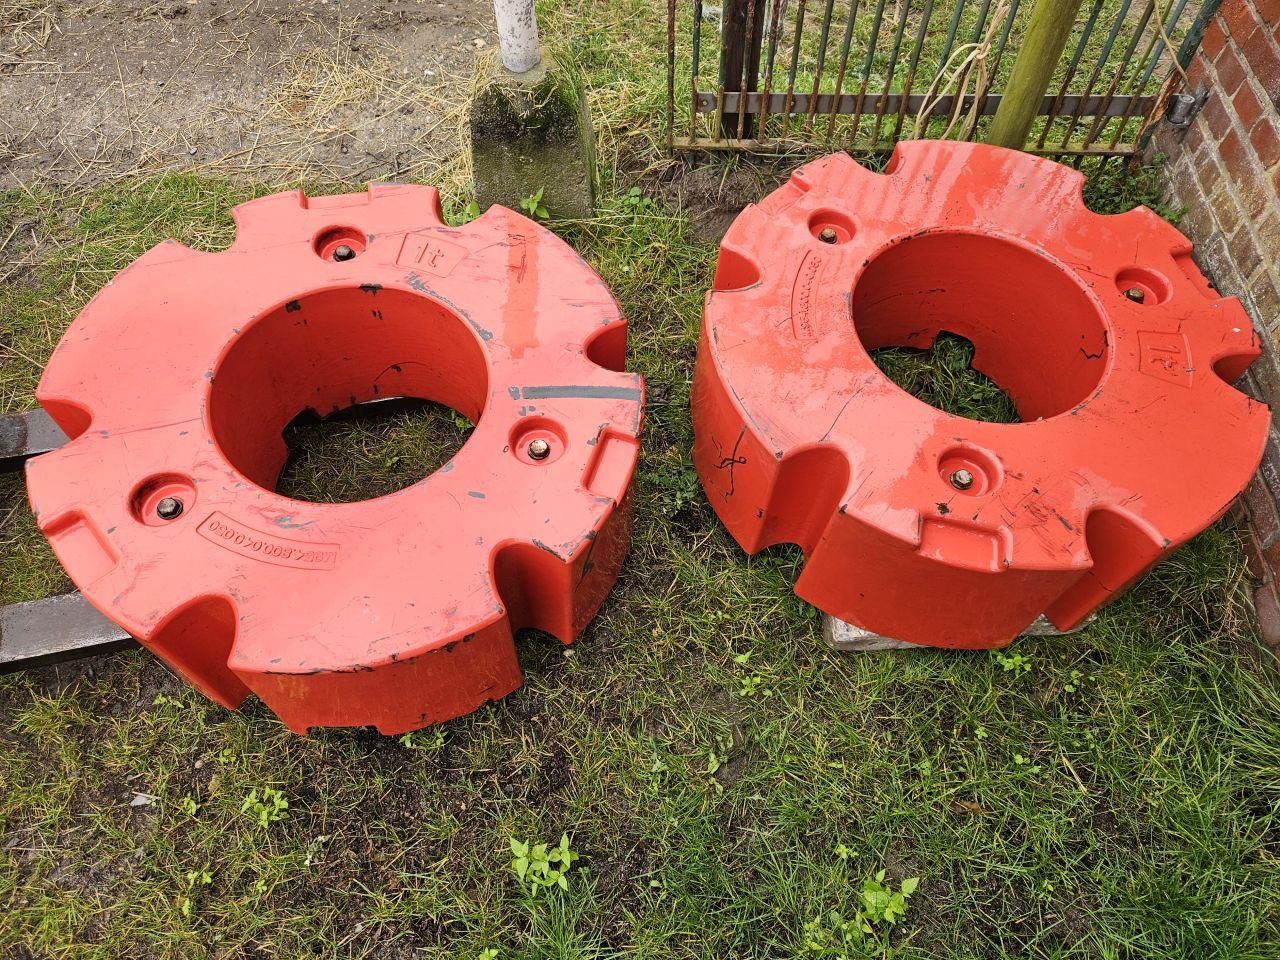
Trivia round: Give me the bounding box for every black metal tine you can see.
[969,0,993,44]
[937,0,968,76]
[690,0,703,141]
[990,0,1023,73]
[781,0,808,139]
[893,0,937,143]
[805,0,838,132]
[759,0,786,142]
[972,0,1023,130]
[737,0,759,139]
[1060,0,1132,150]
[825,0,862,141]
[1105,4,1165,149]
[1036,0,1105,150]
[1083,0,1157,149]
[1138,0,1191,88]
[668,0,679,148]
[1109,0,1189,149]
[850,0,889,149]
[871,0,912,148]
[916,0,970,142]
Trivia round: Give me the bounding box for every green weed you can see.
[509,833,580,897]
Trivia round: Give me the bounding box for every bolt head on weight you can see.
[332,244,356,262]
[527,438,551,460]
[818,227,838,243]
[156,497,184,519]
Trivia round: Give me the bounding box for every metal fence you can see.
[665,0,1212,156]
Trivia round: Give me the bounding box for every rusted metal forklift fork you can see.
[1,408,135,672]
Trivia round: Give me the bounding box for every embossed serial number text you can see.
[198,513,339,570]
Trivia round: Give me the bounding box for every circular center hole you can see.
[853,232,1109,422]
[276,399,474,504]
[871,333,1019,424]
[209,286,488,503]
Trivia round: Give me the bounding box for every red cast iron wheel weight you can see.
[692,140,1267,649]
[26,185,644,733]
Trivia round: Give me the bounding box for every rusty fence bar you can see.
[666,0,1206,156]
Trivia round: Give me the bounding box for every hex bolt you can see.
[156,497,184,520]
[1123,287,1145,304]
[818,227,838,244]
[527,438,551,461]
[949,469,974,491]
[332,244,357,262]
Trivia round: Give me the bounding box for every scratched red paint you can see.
[502,230,541,358]
[692,141,1266,649]
[26,185,643,733]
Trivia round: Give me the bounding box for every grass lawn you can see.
[3,2,1280,958]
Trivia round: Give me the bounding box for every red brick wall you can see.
[1151,0,1279,651]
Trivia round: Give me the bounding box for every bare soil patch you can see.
[1,0,492,188]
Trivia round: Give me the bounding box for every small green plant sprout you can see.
[733,653,774,698]
[859,870,920,928]
[622,186,654,215]
[803,911,862,958]
[974,725,989,740]
[180,866,213,917]
[834,843,855,862]
[518,187,549,220]
[802,872,919,955]
[215,747,236,765]
[399,727,447,751]
[478,949,500,960]
[992,649,1032,674]
[657,460,702,514]
[456,199,482,224]
[703,735,733,794]
[509,833,580,896]
[240,787,289,828]
[1013,753,1042,774]
[178,795,200,816]
[1062,668,1092,694]
[739,674,774,698]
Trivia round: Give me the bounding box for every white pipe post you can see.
[493,0,542,74]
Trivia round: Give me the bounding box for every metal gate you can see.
[665,0,1212,156]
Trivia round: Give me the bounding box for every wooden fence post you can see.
[987,0,1085,150]
[720,0,766,139]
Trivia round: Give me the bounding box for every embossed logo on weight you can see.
[1137,330,1193,387]
[396,231,468,277]
[198,512,339,570]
